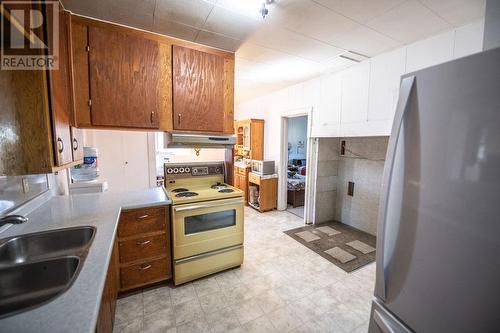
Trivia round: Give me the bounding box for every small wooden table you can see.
[248,172,277,212]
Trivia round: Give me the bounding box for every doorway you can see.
[284,115,308,218]
[278,108,317,225]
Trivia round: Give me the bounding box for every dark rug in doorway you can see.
[284,221,376,272]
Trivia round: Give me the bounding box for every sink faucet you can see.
[0,215,29,227]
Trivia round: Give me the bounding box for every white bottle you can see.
[72,147,100,182]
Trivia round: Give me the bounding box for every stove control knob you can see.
[167,168,173,174]
[186,167,191,173]
[215,167,221,173]
[173,168,179,173]
[179,168,185,173]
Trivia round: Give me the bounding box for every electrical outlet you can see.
[348,181,354,196]
[22,178,29,194]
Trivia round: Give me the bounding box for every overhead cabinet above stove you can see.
[70,15,234,134]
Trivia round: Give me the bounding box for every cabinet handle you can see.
[57,137,64,153]
[139,264,152,271]
[150,111,155,124]
[137,214,149,220]
[136,240,151,246]
[72,138,78,151]
[178,114,181,125]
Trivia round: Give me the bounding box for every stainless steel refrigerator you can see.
[369,47,500,333]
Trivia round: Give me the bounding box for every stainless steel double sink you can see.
[0,226,95,318]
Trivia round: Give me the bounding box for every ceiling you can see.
[62,0,486,103]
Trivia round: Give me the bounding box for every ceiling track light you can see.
[260,0,275,19]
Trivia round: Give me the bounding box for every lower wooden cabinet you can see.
[117,205,171,292]
[95,204,171,332]
[248,173,278,212]
[96,242,119,333]
[120,256,170,290]
[233,166,250,206]
[118,233,167,263]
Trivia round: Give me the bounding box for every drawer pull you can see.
[139,264,152,271]
[136,240,151,246]
[137,214,149,220]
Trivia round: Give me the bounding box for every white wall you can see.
[236,20,485,146]
[162,149,225,163]
[83,129,154,192]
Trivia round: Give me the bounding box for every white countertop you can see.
[0,187,171,333]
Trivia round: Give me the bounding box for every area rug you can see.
[284,221,376,272]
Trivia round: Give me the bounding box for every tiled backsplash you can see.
[314,138,340,223]
[0,174,49,217]
[335,137,389,236]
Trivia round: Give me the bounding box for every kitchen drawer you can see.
[120,257,170,290]
[118,206,167,238]
[248,172,260,185]
[237,167,248,176]
[119,233,168,263]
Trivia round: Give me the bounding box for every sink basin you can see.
[0,226,95,267]
[0,257,80,318]
[0,226,95,318]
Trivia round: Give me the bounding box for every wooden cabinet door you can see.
[172,45,224,132]
[89,26,160,128]
[70,127,84,161]
[233,172,240,188]
[69,21,91,127]
[240,174,248,199]
[96,242,118,333]
[48,8,73,166]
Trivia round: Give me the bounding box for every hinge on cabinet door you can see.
[86,45,90,52]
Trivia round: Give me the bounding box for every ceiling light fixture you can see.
[260,0,274,19]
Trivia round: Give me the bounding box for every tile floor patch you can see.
[114,208,376,333]
[346,240,376,254]
[324,247,357,263]
[294,230,321,242]
[315,226,341,236]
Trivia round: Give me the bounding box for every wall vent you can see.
[339,50,369,63]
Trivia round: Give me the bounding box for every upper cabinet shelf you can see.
[70,15,235,134]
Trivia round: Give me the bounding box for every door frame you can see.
[278,107,316,225]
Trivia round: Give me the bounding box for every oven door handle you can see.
[174,200,244,212]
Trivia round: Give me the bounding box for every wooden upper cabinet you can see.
[69,21,91,127]
[173,45,225,133]
[68,15,232,132]
[47,7,73,166]
[88,26,160,129]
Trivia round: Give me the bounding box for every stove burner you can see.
[172,188,189,193]
[211,182,228,190]
[218,189,234,193]
[175,192,199,198]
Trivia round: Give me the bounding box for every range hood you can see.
[164,132,236,148]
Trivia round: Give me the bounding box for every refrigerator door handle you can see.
[375,76,415,300]
[373,310,396,333]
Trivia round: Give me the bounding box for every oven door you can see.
[172,198,244,260]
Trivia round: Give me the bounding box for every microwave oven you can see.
[251,160,275,175]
